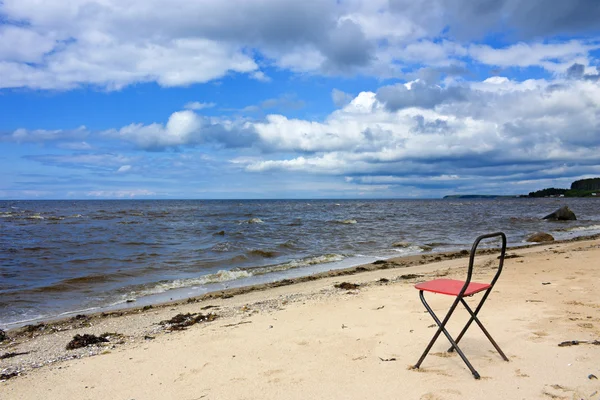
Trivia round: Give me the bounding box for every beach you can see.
[1,237,599,399]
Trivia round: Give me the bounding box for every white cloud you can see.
[104,110,257,150]
[0,37,258,90]
[240,78,600,179]
[0,0,598,88]
[251,71,271,82]
[331,89,354,108]
[117,165,132,173]
[98,77,599,174]
[397,40,467,65]
[2,126,88,143]
[470,41,600,72]
[86,189,155,198]
[109,110,202,149]
[184,102,216,110]
[58,141,93,150]
[0,25,56,63]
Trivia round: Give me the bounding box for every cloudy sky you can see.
[1,0,600,199]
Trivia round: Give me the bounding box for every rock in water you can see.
[543,206,576,221]
[0,329,6,342]
[526,232,555,242]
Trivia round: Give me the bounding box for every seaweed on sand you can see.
[160,313,218,331]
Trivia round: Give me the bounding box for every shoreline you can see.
[3,232,599,334]
[3,198,600,332]
[2,232,599,334]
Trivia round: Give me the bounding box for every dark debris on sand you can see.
[0,372,19,381]
[20,323,46,337]
[558,340,600,347]
[66,334,110,350]
[334,282,360,290]
[501,254,523,259]
[399,274,424,280]
[160,312,218,331]
[0,351,30,360]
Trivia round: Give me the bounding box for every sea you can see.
[1,198,599,328]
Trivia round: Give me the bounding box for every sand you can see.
[1,238,600,399]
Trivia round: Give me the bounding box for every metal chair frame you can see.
[413,232,509,379]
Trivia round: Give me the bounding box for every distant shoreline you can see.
[442,195,519,199]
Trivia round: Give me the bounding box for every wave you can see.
[564,224,600,232]
[243,253,345,275]
[23,246,52,252]
[424,242,453,248]
[392,245,425,254]
[278,240,299,249]
[244,218,264,224]
[116,210,144,217]
[125,269,253,299]
[332,219,357,224]
[211,242,234,252]
[15,268,151,295]
[248,249,279,258]
[25,274,117,293]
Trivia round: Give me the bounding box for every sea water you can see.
[1,198,599,327]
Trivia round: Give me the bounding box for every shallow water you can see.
[1,198,599,327]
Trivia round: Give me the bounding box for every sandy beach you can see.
[2,237,600,400]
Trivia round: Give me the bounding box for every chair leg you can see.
[446,297,508,362]
[447,289,492,352]
[414,291,481,379]
[456,299,509,361]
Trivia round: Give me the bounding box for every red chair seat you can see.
[415,279,491,297]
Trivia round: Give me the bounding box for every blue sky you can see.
[1,0,600,199]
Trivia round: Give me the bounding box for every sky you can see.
[1,0,600,199]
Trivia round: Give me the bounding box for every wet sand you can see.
[2,236,600,399]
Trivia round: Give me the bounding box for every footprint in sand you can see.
[431,351,455,358]
[408,365,452,377]
[541,384,578,400]
[420,389,462,400]
[515,368,529,378]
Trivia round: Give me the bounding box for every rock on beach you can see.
[526,232,555,242]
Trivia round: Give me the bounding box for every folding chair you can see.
[412,232,509,379]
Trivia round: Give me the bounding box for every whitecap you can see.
[246,254,345,275]
[565,224,600,232]
[392,245,425,254]
[126,270,253,298]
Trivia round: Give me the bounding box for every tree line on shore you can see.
[528,178,600,198]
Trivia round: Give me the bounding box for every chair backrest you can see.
[460,232,507,297]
